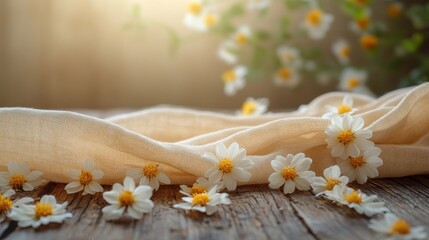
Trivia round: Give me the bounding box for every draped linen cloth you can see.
[1,83,429,186]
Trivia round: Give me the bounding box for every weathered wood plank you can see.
[1,176,428,240]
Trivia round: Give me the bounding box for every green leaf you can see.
[340,1,366,19]
[406,3,429,30]
[166,29,181,55]
[402,33,424,53]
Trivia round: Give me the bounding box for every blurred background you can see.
[0,0,427,110]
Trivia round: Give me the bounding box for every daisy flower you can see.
[350,13,371,34]
[322,95,357,119]
[184,0,205,30]
[273,66,300,88]
[126,163,170,191]
[303,8,334,40]
[387,2,403,19]
[203,142,253,191]
[0,189,33,223]
[232,25,252,46]
[323,185,388,217]
[174,186,231,215]
[8,195,72,228]
[247,0,271,11]
[332,39,350,65]
[222,65,247,96]
[0,161,44,192]
[369,213,427,240]
[179,177,222,197]
[325,114,374,160]
[338,68,369,93]
[338,146,383,184]
[64,159,104,195]
[218,40,238,64]
[360,34,379,50]
[276,45,302,68]
[198,11,218,32]
[311,165,349,195]
[102,177,154,220]
[268,153,315,194]
[237,97,269,117]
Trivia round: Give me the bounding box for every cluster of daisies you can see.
[0,97,426,238]
[182,0,406,98]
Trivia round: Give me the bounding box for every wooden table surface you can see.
[1,175,428,240]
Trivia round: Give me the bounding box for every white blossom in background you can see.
[322,96,357,119]
[325,114,374,160]
[387,2,404,18]
[339,68,374,96]
[0,161,44,192]
[338,147,383,184]
[268,153,315,194]
[64,159,104,195]
[322,185,388,217]
[184,0,205,30]
[127,163,171,191]
[276,45,302,68]
[222,65,248,96]
[8,195,72,228]
[237,97,269,117]
[204,142,253,191]
[311,165,349,195]
[179,177,223,197]
[332,39,350,65]
[232,25,252,46]
[102,177,154,220]
[0,189,33,223]
[174,186,231,215]
[369,213,427,239]
[350,11,371,34]
[273,66,301,88]
[218,40,239,64]
[247,0,272,11]
[303,8,334,39]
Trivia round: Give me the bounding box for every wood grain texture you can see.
[1,176,428,240]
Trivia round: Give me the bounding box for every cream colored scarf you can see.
[1,83,428,185]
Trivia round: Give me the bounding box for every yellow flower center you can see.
[218,158,234,173]
[143,163,159,179]
[222,69,236,83]
[281,167,297,180]
[349,156,366,168]
[347,78,360,90]
[325,178,342,191]
[360,34,378,50]
[79,171,93,185]
[337,104,352,114]
[235,33,248,45]
[192,193,210,206]
[337,130,355,145]
[306,9,323,26]
[0,194,13,214]
[119,190,135,207]
[278,67,291,80]
[390,219,411,235]
[343,190,362,204]
[187,2,202,15]
[356,16,370,30]
[388,4,401,18]
[190,185,207,196]
[203,14,217,27]
[340,46,350,58]
[9,174,26,191]
[241,101,257,116]
[35,202,53,219]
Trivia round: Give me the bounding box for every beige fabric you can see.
[1,84,429,185]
